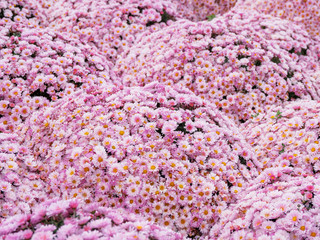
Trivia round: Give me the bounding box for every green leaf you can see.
[207,14,216,21]
[279,143,285,154]
[276,110,282,119]
[251,113,259,118]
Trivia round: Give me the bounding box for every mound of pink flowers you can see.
[0,0,41,27]
[10,83,258,238]
[0,198,183,240]
[172,0,237,21]
[0,22,113,133]
[30,0,179,63]
[0,84,118,220]
[115,9,319,124]
[240,99,320,176]
[210,172,320,239]
[0,131,46,219]
[237,0,320,40]
[2,0,320,239]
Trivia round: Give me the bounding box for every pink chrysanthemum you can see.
[116,9,320,124]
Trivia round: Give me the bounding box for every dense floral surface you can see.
[237,0,320,39]
[0,198,184,240]
[6,83,257,237]
[0,22,114,133]
[115,10,319,124]
[240,100,320,176]
[29,0,179,64]
[211,173,320,239]
[1,0,320,239]
[172,0,237,21]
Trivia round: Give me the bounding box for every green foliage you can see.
[271,56,281,64]
[41,214,65,234]
[279,143,285,154]
[207,14,216,21]
[276,110,282,120]
[251,113,259,118]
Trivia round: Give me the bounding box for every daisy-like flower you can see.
[0,181,12,193]
[147,162,158,172]
[172,69,181,80]
[146,151,156,159]
[131,113,144,126]
[124,103,135,112]
[176,181,186,190]
[79,189,91,200]
[162,121,177,134]
[306,119,318,129]
[6,160,18,170]
[185,120,196,133]
[79,128,92,137]
[307,143,318,155]
[70,147,83,159]
[308,227,319,238]
[109,164,121,176]
[115,125,126,137]
[20,106,31,118]
[145,122,156,131]
[297,220,309,235]
[66,167,76,178]
[69,176,81,188]
[176,215,189,229]
[286,210,301,224]
[232,230,247,240]
[179,140,190,151]
[109,140,119,153]
[252,216,264,229]
[200,206,212,220]
[183,74,193,84]
[103,137,112,147]
[31,180,43,190]
[127,184,139,197]
[35,75,45,85]
[160,149,171,159]
[261,220,275,232]
[265,132,277,144]
[153,202,164,215]
[157,183,166,193]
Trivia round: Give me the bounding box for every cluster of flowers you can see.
[0,131,50,219]
[237,0,320,39]
[29,0,179,63]
[2,0,320,239]
[0,10,114,133]
[172,0,237,21]
[6,82,258,238]
[0,0,41,28]
[0,198,184,240]
[210,171,320,239]
[240,99,320,177]
[115,9,320,124]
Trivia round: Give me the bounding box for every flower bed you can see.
[3,83,259,238]
[116,9,319,124]
[30,0,180,63]
[0,198,184,240]
[237,0,320,40]
[240,99,320,177]
[0,20,113,133]
[1,0,320,239]
[210,172,320,239]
